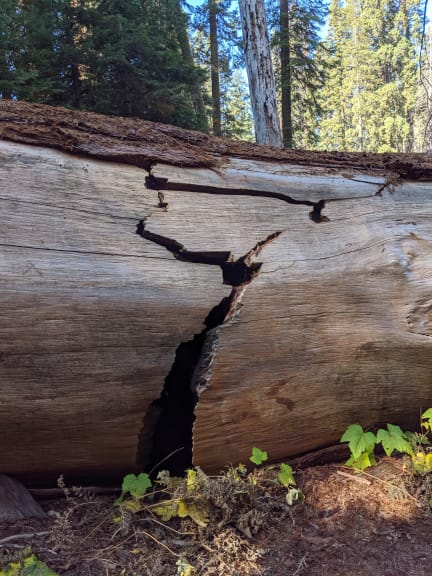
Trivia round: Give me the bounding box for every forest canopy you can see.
[0,0,430,152]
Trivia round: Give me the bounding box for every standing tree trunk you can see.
[280,0,293,147]
[238,0,282,146]
[209,0,222,136]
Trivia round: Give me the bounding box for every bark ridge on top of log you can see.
[1,100,432,178]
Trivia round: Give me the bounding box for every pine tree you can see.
[7,1,70,104]
[221,70,254,139]
[0,0,207,130]
[319,0,423,152]
[208,0,222,135]
[81,0,204,127]
[191,0,246,137]
[0,0,18,99]
[414,23,432,151]
[276,0,327,148]
[317,0,348,149]
[175,1,208,132]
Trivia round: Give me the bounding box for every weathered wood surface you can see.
[0,475,46,522]
[1,101,432,482]
[151,162,432,472]
[0,139,229,483]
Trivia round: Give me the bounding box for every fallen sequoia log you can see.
[1,100,432,485]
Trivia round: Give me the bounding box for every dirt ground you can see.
[1,456,432,576]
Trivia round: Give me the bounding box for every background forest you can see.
[0,0,430,152]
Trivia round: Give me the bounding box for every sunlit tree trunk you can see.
[238,0,282,145]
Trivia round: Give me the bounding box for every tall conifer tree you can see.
[0,0,206,129]
[319,0,423,152]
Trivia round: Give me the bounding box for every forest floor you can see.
[1,455,432,576]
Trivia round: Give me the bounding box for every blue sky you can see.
[186,0,431,23]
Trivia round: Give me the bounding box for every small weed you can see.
[112,447,303,571]
[249,447,268,466]
[0,553,59,576]
[116,472,152,503]
[340,408,432,473]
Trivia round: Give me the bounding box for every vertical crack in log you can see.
[135,220,281,475]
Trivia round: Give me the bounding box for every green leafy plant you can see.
[249,447,268,466]
[0,554,59,576]
[340,409,432,473]
[277,463,304,505]
[376,424,413,457]
[248,448,303,505]
[277,463,296,487]
[340,424,377,471]
[116,472,152,504]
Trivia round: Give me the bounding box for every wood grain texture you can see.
[146,160,432,471]
[0,141,229,484]
[0,475,47,521]
[1,111,432,481]
[191,181,432,471]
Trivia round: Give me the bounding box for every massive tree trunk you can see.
[238,0,282,146]
[1,101,432,484]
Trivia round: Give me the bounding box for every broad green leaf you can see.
[278,463,296,487]
[120,473,152,500]
[0,554,59,576]
[376,424,413,457]
[249,447,268,466]
[340,424,376,460]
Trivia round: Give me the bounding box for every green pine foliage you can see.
[0,0,18,99]
[268,0,328,148]
[191,0,254,139]
[0,0,206,129]
[0,0,428,148]
[318,0,424,152]
[221,70,254,140]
